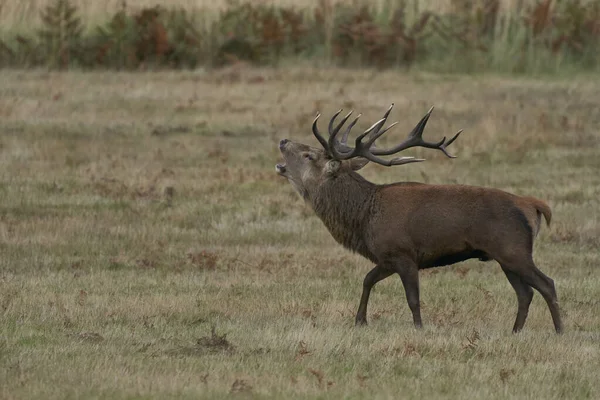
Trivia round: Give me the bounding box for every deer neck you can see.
[308,172,377,260]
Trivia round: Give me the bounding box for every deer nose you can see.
[279,139,289,149]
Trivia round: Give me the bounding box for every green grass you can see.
[0,67,599,399]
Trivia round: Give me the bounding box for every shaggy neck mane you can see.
[308,171,377,261]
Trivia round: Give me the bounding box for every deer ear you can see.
[349,157,369,171]
[324,160,341,175]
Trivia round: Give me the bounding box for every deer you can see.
[275,104,563,334]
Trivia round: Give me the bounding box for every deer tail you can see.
[521,196,552,239]
[531,198,552,227]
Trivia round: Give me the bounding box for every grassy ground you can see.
[0,66,599,399]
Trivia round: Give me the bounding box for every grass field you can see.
[0,66,599,399]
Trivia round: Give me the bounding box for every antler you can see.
[312,104,462,167]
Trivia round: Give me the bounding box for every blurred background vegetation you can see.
[0,0,599,73]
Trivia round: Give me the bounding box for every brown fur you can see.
[276,139,563,334]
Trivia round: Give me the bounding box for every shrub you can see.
[0,0,598,74]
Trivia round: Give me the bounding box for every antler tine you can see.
[362,153,426,167]
[356,117,387,143]
[327,109,343,136]
[333,110,354,136]
[360,103,395,145]
[365,121,399,148]
[438,129,463,158]
[446,129,463,147]
[340,114,361,146]
[312,113,330,151]
[381,103,395,123]
[328,110,355,156]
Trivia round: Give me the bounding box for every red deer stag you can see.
[276,104,562,333]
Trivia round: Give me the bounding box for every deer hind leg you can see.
[501,266,534,333]
[503,259,563,334]
[355,265,394,326]
[522,265,563,334]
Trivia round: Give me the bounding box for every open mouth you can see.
[275,163,287,175]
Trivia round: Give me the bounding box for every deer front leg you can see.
[391,257,422,328]
[355,265,394,326]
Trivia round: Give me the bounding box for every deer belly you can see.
[420,249,491,269]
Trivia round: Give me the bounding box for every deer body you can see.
[312,175,550,267]
[276,105,562,333]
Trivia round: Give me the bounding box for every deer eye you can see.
[303,153,314,161]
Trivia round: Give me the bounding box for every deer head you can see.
[276,104,462,199]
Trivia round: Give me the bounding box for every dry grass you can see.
[0,66,599,399]
[0,0,541,29]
